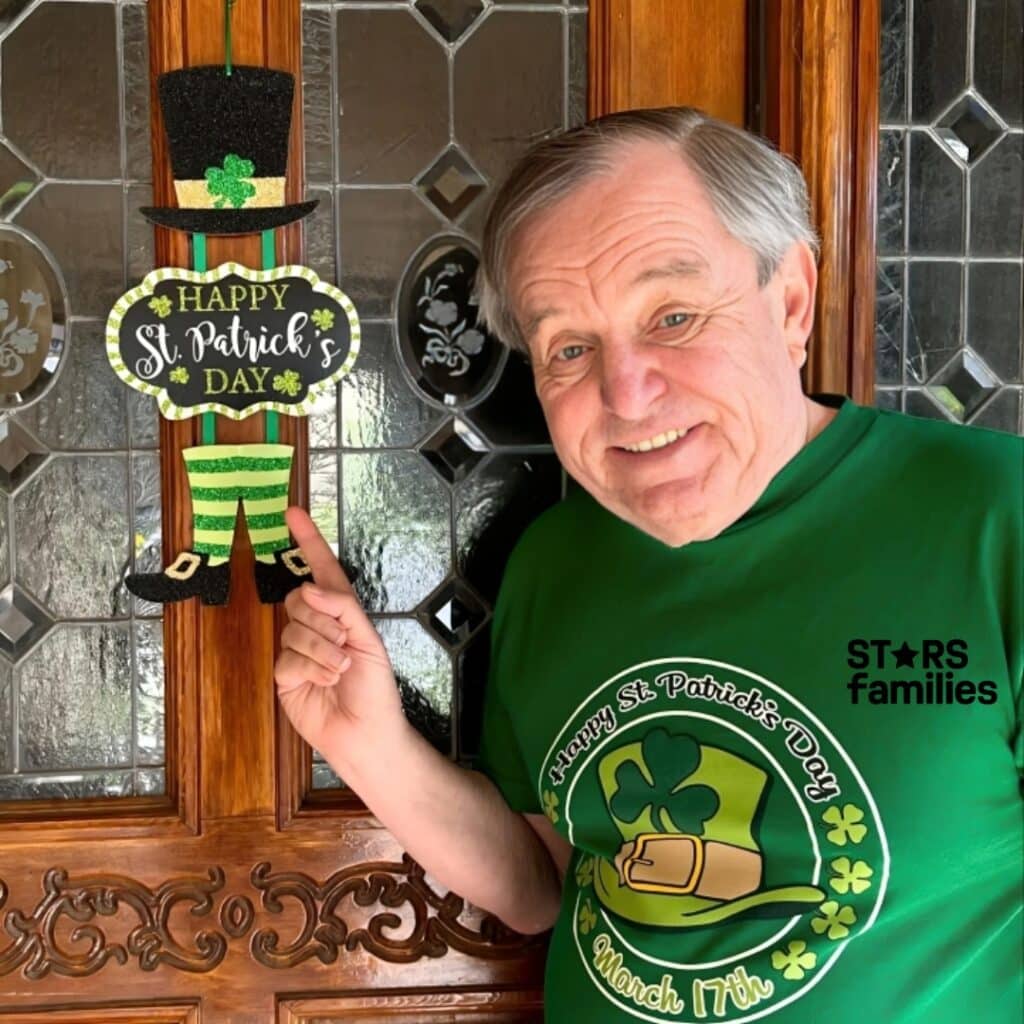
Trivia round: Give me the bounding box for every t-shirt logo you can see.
[540,658,889,1021]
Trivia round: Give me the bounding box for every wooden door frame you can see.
[590,0,880,406]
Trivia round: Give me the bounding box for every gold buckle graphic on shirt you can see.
[281,548,312,577]
[615,833,705,895]
[165,551,202,581]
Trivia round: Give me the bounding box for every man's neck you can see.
[803,395,840,446]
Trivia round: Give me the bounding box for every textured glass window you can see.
[303,0,588,787]
[0,1,164,801]
[876,0,1023,433]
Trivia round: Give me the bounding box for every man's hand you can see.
[273,508,564,935]
[275,507,403,756]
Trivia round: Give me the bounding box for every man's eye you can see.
[555,344,587,361]
[660,311,692,329]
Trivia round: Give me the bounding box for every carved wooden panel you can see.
[0,854,539,980]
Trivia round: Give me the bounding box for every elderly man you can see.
[274,108,1022,1023]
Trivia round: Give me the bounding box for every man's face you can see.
[508,139,819,547]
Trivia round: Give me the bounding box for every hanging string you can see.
[262,230,279,443]
[193,234,217,444]
[224,0,238,76]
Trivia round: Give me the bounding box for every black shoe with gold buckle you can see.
[125,550,231,606]
[253,546,312,604]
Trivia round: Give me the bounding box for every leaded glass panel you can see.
[876,0,1023,429]
[304,1,588,785]
[0,1,163,801]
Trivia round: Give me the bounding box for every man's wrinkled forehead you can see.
[506,149,734,339]
[519,254,711,349]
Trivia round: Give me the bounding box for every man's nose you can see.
[598,344,668,420]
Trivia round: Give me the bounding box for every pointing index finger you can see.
[285,506,353,594]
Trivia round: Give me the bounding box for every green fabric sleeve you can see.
[476,671,541,815]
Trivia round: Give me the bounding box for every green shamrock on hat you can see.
[610,729,719,833]
[205,154,257,210]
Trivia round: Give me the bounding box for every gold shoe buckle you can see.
[165,551,202,581]
[281,548,312,577]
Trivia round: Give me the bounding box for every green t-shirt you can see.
[477,393,1023,1024]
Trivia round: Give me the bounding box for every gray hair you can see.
[475,106,820,355]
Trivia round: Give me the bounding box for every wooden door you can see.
[0,0,547,1019]
[0,1,877,1020]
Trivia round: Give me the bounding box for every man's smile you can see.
[609,422,707,461]
[617,425,692,452]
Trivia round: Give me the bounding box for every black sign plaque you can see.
[106,262,360,419]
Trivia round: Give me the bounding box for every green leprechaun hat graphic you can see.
[593,728,826,928]
[140,65,318,236]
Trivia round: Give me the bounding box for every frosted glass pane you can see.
[0,770,133,801]
[18,624,132,772]
[13,455,130,619]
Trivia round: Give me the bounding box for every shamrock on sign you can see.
[311,308,335,331]
[148,295,173,318]
[272,369,302,397]
[204,153,257,210]
[610,728,719,834]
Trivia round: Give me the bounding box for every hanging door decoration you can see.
[107,262,357,421]
[105,20,360,608]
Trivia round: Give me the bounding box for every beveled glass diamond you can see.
[416,146,486,220]
[0,583,53,661]
[926,348,1001,422]
[417,576,488,649]
[934,93,1003,164]
[419,417,488,484]
[0,418,49,494]
[415,0,485,44]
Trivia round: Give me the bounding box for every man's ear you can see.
[776,240,818,370]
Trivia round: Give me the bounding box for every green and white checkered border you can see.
[105,261,361,421]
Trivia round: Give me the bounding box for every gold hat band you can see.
[174,177,286,210]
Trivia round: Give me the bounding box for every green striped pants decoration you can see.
[184,443,293,565]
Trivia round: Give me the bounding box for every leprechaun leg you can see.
[123,444,237,606]
[184,444,251,565]
[235,443,311,603]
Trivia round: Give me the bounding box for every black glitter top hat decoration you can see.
[140,65,318,236]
